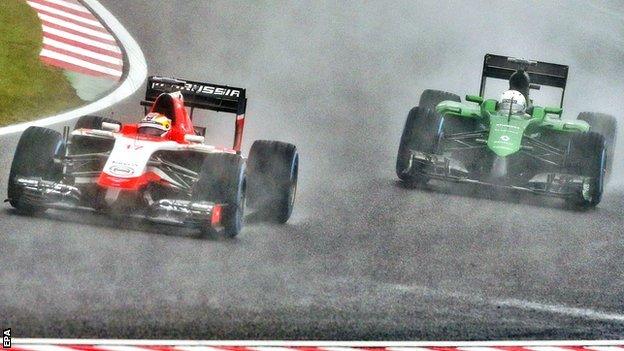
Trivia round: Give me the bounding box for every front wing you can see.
[12,177,223,229]
[402,150,588,199]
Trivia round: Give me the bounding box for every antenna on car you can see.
[508,95,515,122]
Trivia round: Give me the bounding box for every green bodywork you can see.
[436,97,590,157]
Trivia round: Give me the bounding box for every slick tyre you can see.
[193,153,246,238]
[563,131,606,209]
[8,126,65,214]
[577,112,617,177]
[247,140,299,223]
[74,115,121,130]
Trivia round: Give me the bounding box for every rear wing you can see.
[479,53,569,107]
[141,76,248,153]
[141,76,247,115]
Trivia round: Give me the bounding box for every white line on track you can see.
[387,282,624,324]
[492,297,624,323]
[0,0,147,136]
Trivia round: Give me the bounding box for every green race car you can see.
[396,53,618,208]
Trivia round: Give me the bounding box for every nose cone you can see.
[489,142,519,157]
[487,130,522,157]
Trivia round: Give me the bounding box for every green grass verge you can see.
[0,0,82,126]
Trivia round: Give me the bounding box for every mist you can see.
[102,0,624,186]
[2,0,623,339]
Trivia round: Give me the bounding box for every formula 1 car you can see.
[396,54,617,208]
[7,76,299,237]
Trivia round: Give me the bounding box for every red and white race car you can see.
[7,76,299,237]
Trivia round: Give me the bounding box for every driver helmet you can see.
[498,90,526,114]
[138,112,172,136]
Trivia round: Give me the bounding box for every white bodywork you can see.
[71,129,237,182]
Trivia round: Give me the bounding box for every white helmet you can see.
[498,90,526,114]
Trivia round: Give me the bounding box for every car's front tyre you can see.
[577,112,617,177]
[192,153,246,238]
[8,126,65,214]
[397,89,469,186]
[563,131,606,209]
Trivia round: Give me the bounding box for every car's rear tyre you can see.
[577,112,617,177]
[8,126,65,214]
[247,140,298,223]
[192,153,246,238]
[563,131,606,209]
[74,115,121,130]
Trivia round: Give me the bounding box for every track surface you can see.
[2,0,624,340]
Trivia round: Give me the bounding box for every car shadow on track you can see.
[2,205,298,241]
[3,207,240,241]
[392,179,593,211]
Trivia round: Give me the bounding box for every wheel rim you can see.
[287,154,299,209]
[593,147,607,203]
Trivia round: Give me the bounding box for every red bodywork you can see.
[97,171,163,191]
[121,93,201,143]
[96,93,245,192]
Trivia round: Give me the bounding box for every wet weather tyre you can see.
[577,112,617,176]
[192,153,246,238]
[563,131,606,209]
[397,90,478,186]
[7,127,65,214]
[247,140,299,223]
[420,89,477,135]
[419,89,461,111]
[74,115,121,130]
[396,107,425,185]
[396,107,444,186]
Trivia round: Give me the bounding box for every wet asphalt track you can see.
[2,0,624,340]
